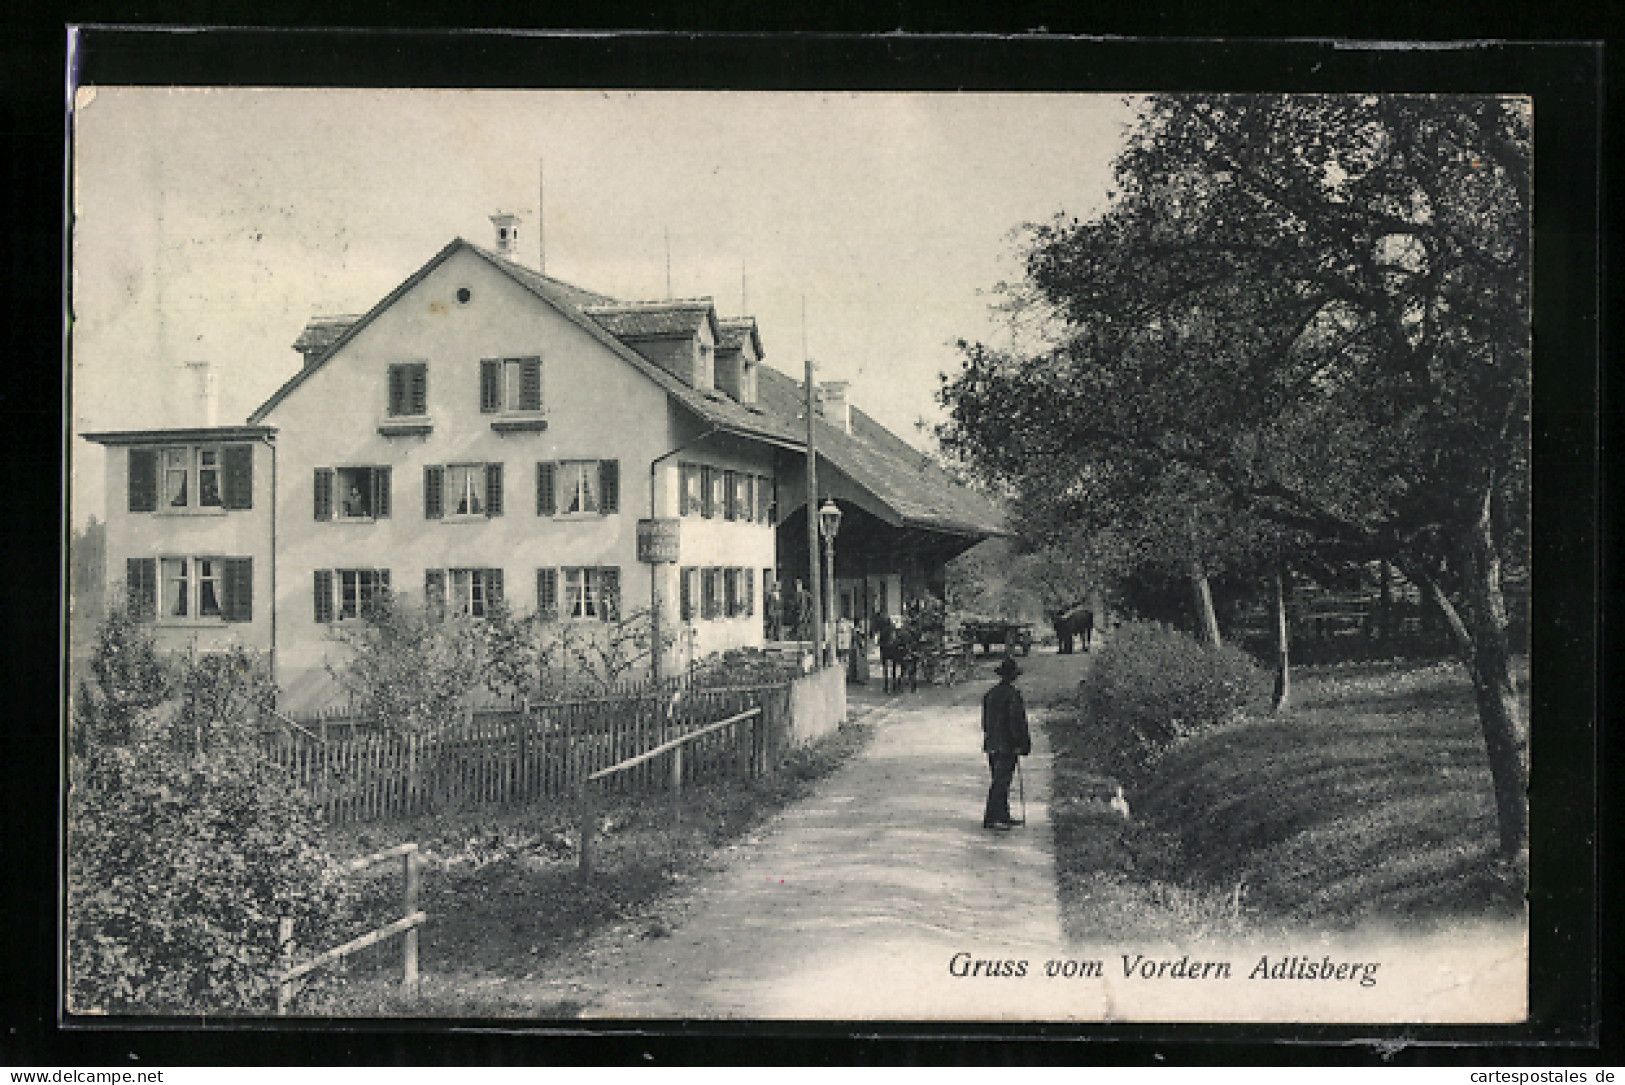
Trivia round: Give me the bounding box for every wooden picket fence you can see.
[265,683,794,825]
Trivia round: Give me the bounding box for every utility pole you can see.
[538,157,546,274]
[803,297,823,669]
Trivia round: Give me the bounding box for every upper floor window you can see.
[536,460,619,516]
[128,445,251,513]
[425,463,504,519]
[126,555,252,623]
[481,357,542,413]
[387,362,428,417]
[314,466,391,521]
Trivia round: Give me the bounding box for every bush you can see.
[1088,621,1266,784]
[68,616,352,1014]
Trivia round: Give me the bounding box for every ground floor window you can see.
[563,566,620,621]
[679,566,757,623]
[425,567,504,619]
[314,568,391,623]
[127,555,251,623]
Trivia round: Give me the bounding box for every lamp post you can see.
[818,499,842,667]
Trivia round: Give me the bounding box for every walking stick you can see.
[1014,757,1027,826]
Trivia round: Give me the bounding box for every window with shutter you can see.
[128,449,158,512]
[314,569,334,624]
[700,466,715,518]
[680,463,703,517]
[537,461,557,516]
[372,466,391,519]
[314,468,334,521]
[485,463,504,517]
[424,465,444,519]
[388,363,428,416]
[537,568,558,619]
[680,566,694,622]
[701,569,719,620]
[222,558,252,622]
[518,358,542,411]
[221,445,253,509]
[724,567,738,616]
[600,567,620,622]
[409,365,428,415]
[599,460,619,514]
[742,567,754,618]
[709,469,726,520]
[127,557,157,621]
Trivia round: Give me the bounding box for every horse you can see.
[876,619,920,694]
[1052,605,1095,654]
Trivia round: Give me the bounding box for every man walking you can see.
[982,657,1031,830]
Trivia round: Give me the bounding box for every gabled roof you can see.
[716,317,764,358]
[754,366,1007,538]
[252,238,1002,540]
[82,425,277,447]
[291,314,362,356]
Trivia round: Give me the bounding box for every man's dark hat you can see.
[996,658,1021,679]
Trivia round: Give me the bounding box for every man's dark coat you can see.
[982,680,1031,756]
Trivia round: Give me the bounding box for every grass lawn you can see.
[286,720,872,1017]
[1046,657,1526,942]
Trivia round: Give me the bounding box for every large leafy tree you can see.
[939,95,1530,857]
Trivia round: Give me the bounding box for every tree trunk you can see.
[1405,532,1528,859]
[1271,567,1291,713]
[1191,559,1222,647]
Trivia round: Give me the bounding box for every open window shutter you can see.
[678,466,691,516]
[372,466,391,519]
[724,568,737,616]
[314,468,334,521]
[599,460,619,514]
[679,567,694,622]
[486,568,505,611]
[485,463,504,517]
[425,569,446,618]
[480,359,500,413]
[701,569,716,620]
[313,569,333,624]
[424,465,443,519]
[128,449,158,512]
[536,462,556,516]
[221,558,252,622]
[600,567,620,622]
[700,467,714,518]
[520,358,542,411]
[126,557,156,621]
[388,365,406,416]
[221,445,253,509]
[743,567,755,617]
[723,470,737,520]
[409,364,428,415]
[537,568,558,619]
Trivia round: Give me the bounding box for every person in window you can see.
[765,578,783,641]
[981,657,1031,831]
[344,485,369,518]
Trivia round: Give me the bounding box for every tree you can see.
[939,95,1530,858]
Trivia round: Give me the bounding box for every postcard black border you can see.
[8,26,1608,1067]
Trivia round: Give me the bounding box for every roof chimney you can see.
[818,380,851,435]
[490,212,521,258]
[184,361,218,427]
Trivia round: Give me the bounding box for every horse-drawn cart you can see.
[960,619,1034,657]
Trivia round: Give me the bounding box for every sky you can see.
[70,88,1134,527]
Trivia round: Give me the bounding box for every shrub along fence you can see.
[265,682,797,825]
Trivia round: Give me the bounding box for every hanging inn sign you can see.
[637,518,681,564]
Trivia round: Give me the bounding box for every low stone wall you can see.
[786,664,847,746]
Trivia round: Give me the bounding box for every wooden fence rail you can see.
[265,683,794,825]
[275,842,423,1014]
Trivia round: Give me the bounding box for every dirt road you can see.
[529,650,1102,1020]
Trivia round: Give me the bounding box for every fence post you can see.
[403,845,420,1000]
[670,744,683,825]
[578,779,597,879]
[275,914,294,1015]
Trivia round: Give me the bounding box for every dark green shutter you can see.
[724,568,738,616]
[388,365,406,416]
[599,460,619,514]
[221,445,253,509]
[126,557,156,621]
[313,569,333,624]
[424,465,443,519]
[128,449,158,512]
[536,462,556,516]
[222,557,252,622]
[485,463,504,517]
[481,359,501,412]
[723,470,737,520]
[372,466,391,519]
[537,568,557,619]
[700,466,714,518]
[409,364,428,415]
[600,567,620,622]
[425,569,446,619]
[486,568,504,612]
[520,357,542,411]
[314,468,334,520]
[743,567,755,617]
[680,567,694,622]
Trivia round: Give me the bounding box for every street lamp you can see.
[818,500,842,666]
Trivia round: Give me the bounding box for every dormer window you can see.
[697,343,715,391]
